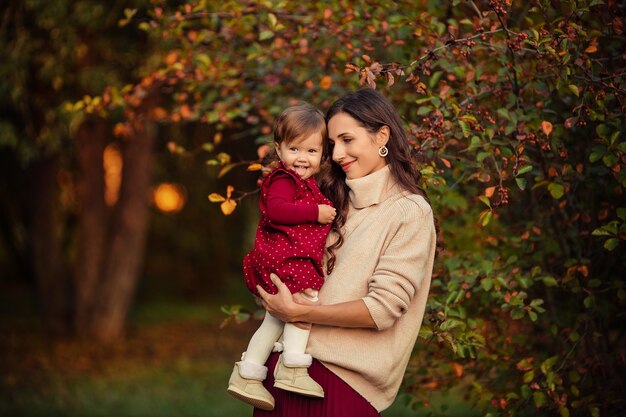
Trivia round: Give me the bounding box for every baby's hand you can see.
[317,204,336,224]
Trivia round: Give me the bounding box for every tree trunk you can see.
[90,120,155,343]
[74,117,107,336]
[26,156,70,336]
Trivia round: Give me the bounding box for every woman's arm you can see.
[257,274,377,329]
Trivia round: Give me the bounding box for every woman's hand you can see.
[257,274,315,323]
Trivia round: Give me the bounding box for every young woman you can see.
[255,88,437,416]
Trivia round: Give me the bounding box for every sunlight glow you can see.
[153,183,186,213]
[103,144,122,206]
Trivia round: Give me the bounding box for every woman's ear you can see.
[376,125,390,146]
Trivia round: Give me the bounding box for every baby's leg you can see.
[227,312,282,410]
[274,288,323,398]
[243,312,283,365]
[299,288,319,303]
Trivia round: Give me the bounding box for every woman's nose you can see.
[332,143,345,162]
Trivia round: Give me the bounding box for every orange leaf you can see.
[151,107,168,120]
[257,144,271,159]
[541,120,553,136]
[485,186,496,198]
[423,380,439,389]
[164,51,178,66]
[226,185,235,199]
[247,163,263,171]
[320,75,332,90]
[220,199,237,215]
[453,362,464,378]
[208,193,225,203]
[584,45,597,53]
[361,54,371,63]
[441,157,451,168]
[548,167,558,177]
[179,104,193,120]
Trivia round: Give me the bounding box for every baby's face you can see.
[275,132,324,180]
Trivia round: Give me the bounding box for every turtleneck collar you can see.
[346,165,398,209]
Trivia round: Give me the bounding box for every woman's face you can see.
[327,112,388,179]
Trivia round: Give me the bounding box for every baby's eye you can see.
[289,147,298,152]
[308,149,318,153]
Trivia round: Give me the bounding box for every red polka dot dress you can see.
[244,162,333,296]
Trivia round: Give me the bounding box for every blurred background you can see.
[1,0,625,416]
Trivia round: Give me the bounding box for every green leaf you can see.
[533,391,547,408]
[602,153,619,167]
[497,108,510,121]
[568,84,580,97]
[477,152,491,163]
[268,13,278,29]
[429,71,443,89]
[523,370,535,383]
[516,177,527,190]
[542,276,558,287]
[589,148,606,163]
[617,208,626,220]
[548,183,565,199]
[517,165,533,175]
[478,195,491,207]
[259,30,274,40]
[604,238,619,251]
[481,278,493,291]
[458,120,471,138]
[588,279,602,288]
[479,210,493,226]
[591,227,611,236]
[540,355,558,374]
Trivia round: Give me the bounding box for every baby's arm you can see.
[266,176,318,225]
[317,204,336,224]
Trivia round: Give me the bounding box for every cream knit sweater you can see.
[307,165,436,412]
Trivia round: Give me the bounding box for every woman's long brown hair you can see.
[319,88,434,274]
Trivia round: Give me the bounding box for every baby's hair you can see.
[274,103,327,147]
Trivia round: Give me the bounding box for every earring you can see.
[378,145,389,157]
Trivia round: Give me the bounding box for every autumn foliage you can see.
[73,0,626,415]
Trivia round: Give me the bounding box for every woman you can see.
[256,88,437,416]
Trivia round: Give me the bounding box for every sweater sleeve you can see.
[362,199,435,331]
[265,175,319,225]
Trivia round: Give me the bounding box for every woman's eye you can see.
[343,138,352,143]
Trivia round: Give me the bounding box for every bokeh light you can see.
[153,183,186,213]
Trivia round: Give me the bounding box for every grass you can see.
[0,292,476,417]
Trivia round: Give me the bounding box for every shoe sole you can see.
[227,386,275,411]
[273,381,325,398]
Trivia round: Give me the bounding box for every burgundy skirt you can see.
[253,352,380,417]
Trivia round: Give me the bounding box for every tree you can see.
[0,0,156,342]
[81,0,626,414]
